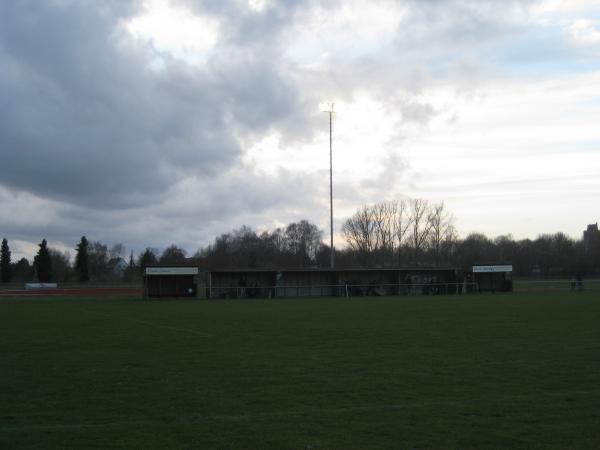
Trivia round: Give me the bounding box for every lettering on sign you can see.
[472,265,513,273]
[145,267,199,276]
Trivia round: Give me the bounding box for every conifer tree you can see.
[138,248,158,274]
[75,236,89,282]
[35,239,53,282]
[1,238,11,283]
[122,250,136,282]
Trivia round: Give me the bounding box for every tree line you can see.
[0,237,139,284]
[341,199,456,267]
[1,201,599,283]
[0,219,325,283]
[339,199,599,276]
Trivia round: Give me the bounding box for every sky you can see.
[1,0,599,260]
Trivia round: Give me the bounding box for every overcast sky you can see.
[1,0,599,260]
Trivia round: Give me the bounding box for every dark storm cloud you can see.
[0,0,241,208]
[0,0,560,256]
[0,0,540,208]
[1,0,526,211]
[0,163,328,256]
[0,0,331,256]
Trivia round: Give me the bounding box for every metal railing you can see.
[207,282,481,299]
[513,278,600,292]
[0,281,142,291]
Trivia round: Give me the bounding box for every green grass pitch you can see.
[1,292,599,449]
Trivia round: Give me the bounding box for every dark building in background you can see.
[143,265,517,298]
[583,223,599,253]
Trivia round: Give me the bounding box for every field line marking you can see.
[80,308,215,338]
[3,388,600,432]
[127,317,215,337]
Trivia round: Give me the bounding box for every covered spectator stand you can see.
[144,266,205,298]
[472,265,513,292]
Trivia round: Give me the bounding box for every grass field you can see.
[1,293,599,449]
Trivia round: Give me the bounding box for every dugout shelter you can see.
[472,264,513,292]
[143,265,207,298]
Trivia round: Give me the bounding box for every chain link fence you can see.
[513,278,600,292]
[207,282,483,299]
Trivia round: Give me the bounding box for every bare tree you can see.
[441,225,459,264]
[407,198,432,265]
[160,244,187,264]
[428,202,456,265]
[372,202,396,266]
[284,220,323,267]
[88,241,109,280]
[195,221,324,269]
[343,200,413,266]
[49,248,72,282]
[109,243,126,260]
[392,200,409,265]
[342,205,378,265]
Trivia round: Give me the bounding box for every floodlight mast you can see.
[325,103,335,268]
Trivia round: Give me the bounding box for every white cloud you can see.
[568,18,600,45]
[247,0,271,13]
[285,1,405,65]
[403,71,600,238]
[532,0,600,16]
[124,0,220,66]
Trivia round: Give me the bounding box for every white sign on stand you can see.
[472,265,513,273]
[25,283,58,289]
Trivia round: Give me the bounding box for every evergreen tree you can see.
[1,238,11,283]
[35,239,53,282]
[75,236,89,282]
[122,250,137,282]
[138,248,158,274]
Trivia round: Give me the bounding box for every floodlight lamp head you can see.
[319,101,335,113]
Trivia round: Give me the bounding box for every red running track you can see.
[0,288,142,297]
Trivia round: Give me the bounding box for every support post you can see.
[329,109,334,268]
